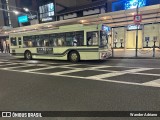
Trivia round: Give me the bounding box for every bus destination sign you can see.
[37,48,53,54]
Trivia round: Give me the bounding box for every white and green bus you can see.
[9,24,112,62]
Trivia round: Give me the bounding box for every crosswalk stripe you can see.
[0,60,160,88]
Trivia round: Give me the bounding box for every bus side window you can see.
[54,39,57,46]
[87,31,98,46]
[87,36,92,46]
[72,36,77,46]
[58,38,63,46]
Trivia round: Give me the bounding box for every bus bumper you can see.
[100,51,112,60]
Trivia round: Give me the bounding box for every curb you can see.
[109,57,160,59]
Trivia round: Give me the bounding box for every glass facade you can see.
[112,23,160,49]
[143,24,160,48]
[113,27,125,48]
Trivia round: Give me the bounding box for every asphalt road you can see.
[0,55,160,120]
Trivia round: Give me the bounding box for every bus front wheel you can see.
[68,51,80,62]
[24,51,32,60]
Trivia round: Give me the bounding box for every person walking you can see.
[0,41,4,53]
[3,41,7,53]
[6,44,10,53]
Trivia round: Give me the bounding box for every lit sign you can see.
[37,48,53,54]
[41,17,53,22]
[125,0,146,10]
[102,25,111,32]
[127,24,142,30]
[39,3,55,19]
[18,15,28,23]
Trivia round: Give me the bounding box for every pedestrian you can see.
[3,41,7,53]
[6,44,10,53]
[0,41,3,53]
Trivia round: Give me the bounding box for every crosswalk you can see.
[0,59,160,88]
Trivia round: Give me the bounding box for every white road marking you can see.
[23,66,57,72]
[124,68,153,73]
[50,69,85,75]
[142,79,160,87]
[131,72,160,76]
[0,60,160,88]
[86,72,126,79]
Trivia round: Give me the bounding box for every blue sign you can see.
[102,25,111,32]
[125,0,146,10]
[18,15,29,23]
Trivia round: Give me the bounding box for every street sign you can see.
[134,14,142,24]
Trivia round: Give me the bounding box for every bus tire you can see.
[68,51,80,62]
[24,51,32,60]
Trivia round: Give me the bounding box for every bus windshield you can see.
[100,31,108,48]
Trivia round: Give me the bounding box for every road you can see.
[0,55,160,120]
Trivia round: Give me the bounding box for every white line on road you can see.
[0,61,160,88]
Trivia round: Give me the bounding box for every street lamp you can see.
[135,0,139,57]
[23,7,38,20]
[13,10,19,15]
[23,8,29,12]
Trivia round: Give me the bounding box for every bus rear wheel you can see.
[69,51,80,62]
[24,51,32,60]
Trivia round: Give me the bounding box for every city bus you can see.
[9,24,112,62]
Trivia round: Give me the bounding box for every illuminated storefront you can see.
[110,0,160,57]
[112,24,160,49]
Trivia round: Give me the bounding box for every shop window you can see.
[113,27,125,48]
[143,24,159,48]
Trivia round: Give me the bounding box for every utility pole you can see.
[135,0,139,57]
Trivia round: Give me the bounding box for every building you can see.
[109,0,160,57]
[34,0,160,58]
[0,0,19,47]
[0,0,19,28]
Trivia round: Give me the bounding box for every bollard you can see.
[153,41,156,58]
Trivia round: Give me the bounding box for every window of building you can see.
[143,24,160,48]
[113,27,125,48]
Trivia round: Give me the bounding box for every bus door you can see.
[10,36,23,54]
[10,36,23,48]
[10,37,18,49]
[18,37,23,48]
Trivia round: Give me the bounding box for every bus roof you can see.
[9,24,104,36]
